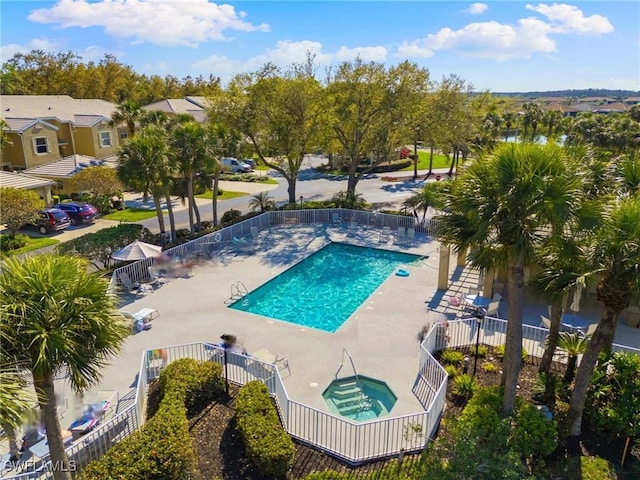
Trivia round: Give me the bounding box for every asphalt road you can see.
[139,155,445,234]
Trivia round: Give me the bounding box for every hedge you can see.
[79,358,224,480]
[235,381,295,478]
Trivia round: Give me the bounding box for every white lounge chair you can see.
[332,213,342,226]
[484,300,501,318]
[118,271,151,296]
[379,226,391,243]
[540,315,551,329]
[407,227,415,241]
[251,348,291,376]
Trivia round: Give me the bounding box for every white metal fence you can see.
[109,208,442,291]
[142,339,448,465]
[7,317,638,478]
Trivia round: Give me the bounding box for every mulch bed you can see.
[187,385,420,480]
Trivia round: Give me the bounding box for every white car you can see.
[221,158,252,173]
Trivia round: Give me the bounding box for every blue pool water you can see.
[229,243,423,332]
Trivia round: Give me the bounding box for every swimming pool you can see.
[229,242,422,332]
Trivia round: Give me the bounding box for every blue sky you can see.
[1,1,638,92]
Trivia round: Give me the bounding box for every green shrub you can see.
[444,365,461,378]
[57,224,144,268]
[552,400,571,442]
[510,399,558,458]
[585,352,640,439]
[522,347,529,363]
[452,374,477,400]
[472,344,488,358]
[482,362,498,373]
[494,344,505,360]
[235,381,295,477]
[0,234,28,251]
[221,209,242,225]
[441,349,464,366]
[159,358,224,416]
[578,456,616,480]
[80,358,223,479]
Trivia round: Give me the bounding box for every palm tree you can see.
[170,122,208,233]
[248,192,276,213]
[568,196,640,438]
[0,370,36,461]
[435,143,584,416]
[111,100,142,138]
[201,123,241,226]
[557,332,589,384]
[118,125,175,240]
[0,255,129,480]
[402,181,446,222]
[502,111,517,142]
[558,332,589,385]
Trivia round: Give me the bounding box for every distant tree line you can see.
[0,50,221,104]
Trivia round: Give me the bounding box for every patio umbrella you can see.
[111,240,163,262]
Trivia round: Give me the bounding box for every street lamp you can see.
[299,195,304,208]
[472,310,485,377]
[220,333,237,394]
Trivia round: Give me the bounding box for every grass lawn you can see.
[196,190,248,200]
[103,209,159,222]
[0,237,60,258]
[400,151,452,171]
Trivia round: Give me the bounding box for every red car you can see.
[53,201,98,226]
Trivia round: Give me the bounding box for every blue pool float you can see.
[395,269,409,277]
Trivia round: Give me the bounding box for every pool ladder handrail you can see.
[335,348,366,405]
[230,280,248,299]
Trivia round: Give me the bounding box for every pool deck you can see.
[52,223,640,425]
[84,224,441,417]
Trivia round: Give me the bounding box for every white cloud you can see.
[334,46,388,62]
[0,37,59,62]
[466,3,488,15]
[398,18,555,60]
[27,0,270,48]
[398,3,613,61]
[142,61,168,73]
[526,3,614,35]
[192,40,387,77]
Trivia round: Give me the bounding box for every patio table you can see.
[463,294,491,310]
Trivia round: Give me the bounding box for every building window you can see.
[33,137,50,155]
[99,131,112,147]
[119,130,128,140]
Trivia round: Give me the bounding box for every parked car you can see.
[221,157,252,173]
[241,158,257,170]
[34,208,72,235]
[53,201,98,226]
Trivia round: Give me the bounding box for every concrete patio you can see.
[59,222,639,421]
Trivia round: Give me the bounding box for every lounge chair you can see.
[118,271,151,296]
[540,315,551,329]
[250,226,259,239]
[484,300,501,318]
[407,227,415,241]
[379,226,391,243]
[251,348,291,376]
[332,213,341,226]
